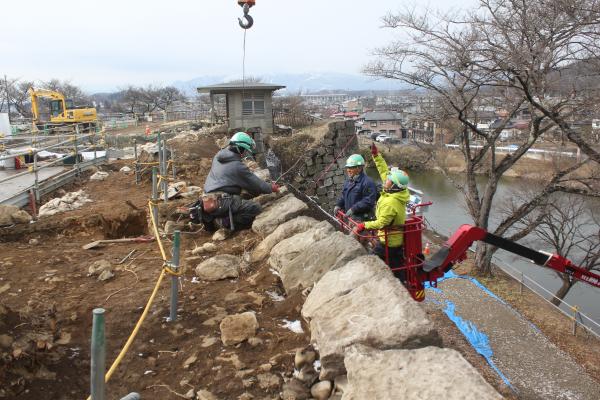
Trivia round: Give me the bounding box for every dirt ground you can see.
[1,146,598,399]
[0,162,311,400]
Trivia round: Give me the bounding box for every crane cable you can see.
[241,28,247,129]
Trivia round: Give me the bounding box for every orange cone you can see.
[423,242,431,256]
[145,125,151,136]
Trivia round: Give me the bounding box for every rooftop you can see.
[197,82,286,94]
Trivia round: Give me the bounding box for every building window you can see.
[242,93,265,116]
[380,121,387,125]
[370,121,377,127]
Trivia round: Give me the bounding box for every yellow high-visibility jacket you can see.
[364,153,409,247]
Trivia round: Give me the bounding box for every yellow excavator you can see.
[29,88,97,132]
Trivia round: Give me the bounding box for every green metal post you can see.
[91,308,106,400]
[133,138,139,185]
[162,139,168,202]
[152,167,159,226]
[169,231,180,322]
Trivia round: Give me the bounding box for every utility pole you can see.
[4,75,10,124]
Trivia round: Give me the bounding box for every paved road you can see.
[426,276,600,400]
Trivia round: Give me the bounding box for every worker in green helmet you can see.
[354,143,410,281]
[201,131,279,231]
[333,153,377,221]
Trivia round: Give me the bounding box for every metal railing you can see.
[0,123,107,207]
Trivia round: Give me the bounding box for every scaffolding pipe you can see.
[91,308,106,400]
[162,139,168,203]
[151,167,159,227]
[134,138,139,185]
[170,230,181,322]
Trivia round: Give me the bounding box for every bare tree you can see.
[533,195,600,305]
[42,79,90,105]
[3,77,35,118]
[155,86,185,111]
[365,0,600,274]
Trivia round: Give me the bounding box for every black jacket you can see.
[204,148,272,196]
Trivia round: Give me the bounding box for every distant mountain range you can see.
[173,72,410,95]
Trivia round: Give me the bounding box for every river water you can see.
[367,167,600,334]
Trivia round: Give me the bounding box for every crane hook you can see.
[238,3,254,29]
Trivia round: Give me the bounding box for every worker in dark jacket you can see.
[333,154,377,221]
[202,132,279,231]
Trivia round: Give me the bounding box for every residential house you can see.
[357,111,403,137]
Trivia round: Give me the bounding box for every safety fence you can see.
[0,124,107,208]
[425,218,600,339]
[87,134,181,400]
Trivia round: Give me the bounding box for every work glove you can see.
[333,206,342,216]
[346,208,354,218]
[353,222,365,234]
[271,182,280,193]
[371,143,379,157]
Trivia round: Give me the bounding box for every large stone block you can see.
[252,194,308,236]
[310,275,439,380]
[302,256,389,320]
[250,216,318,262]
[279,232,366,294]
[269,221,335,272]
[195,254,240,281]
[342,346,502,400]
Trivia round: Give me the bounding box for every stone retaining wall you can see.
[249,192,502,399]
[289,121,358,212]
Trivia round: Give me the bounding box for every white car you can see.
[376,134,391,143]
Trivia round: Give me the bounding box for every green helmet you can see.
[345,154,365,168]
[229,132,256,154]
[387,168,409,190]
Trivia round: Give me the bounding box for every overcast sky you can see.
[1,0,476,92]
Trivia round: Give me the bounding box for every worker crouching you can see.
[354,143,410,281]
[201,132,279,231]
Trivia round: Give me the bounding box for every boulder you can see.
[39,190,92,217]
[342,345,502,400]
[220,312,259,345]
[279,232,366,294]
[191,242,218,255]
[251,216,318,262]
[195,255,240,281]
[257,373,281,390]
[253,186,289,206]
[90,171,109,181]
[311,381,333,400]
[0,205,32,226]
[88,260,114,281]
[310,275,439,380]
[119,166,132,173]
[269,221,334,272]
[302,256,389,320]
[252,194,308,236]
[281,378,310,400]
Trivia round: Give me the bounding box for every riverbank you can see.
[358,141,592,180]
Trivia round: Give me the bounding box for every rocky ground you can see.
[0,130,598,399]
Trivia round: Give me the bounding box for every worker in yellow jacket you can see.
[354,143,410,281]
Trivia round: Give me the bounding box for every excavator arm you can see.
[423,224,600,289]
[29,88,67,123]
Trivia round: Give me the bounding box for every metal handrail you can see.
[0,134,95,161]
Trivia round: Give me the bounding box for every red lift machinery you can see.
[337,206,600,302]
